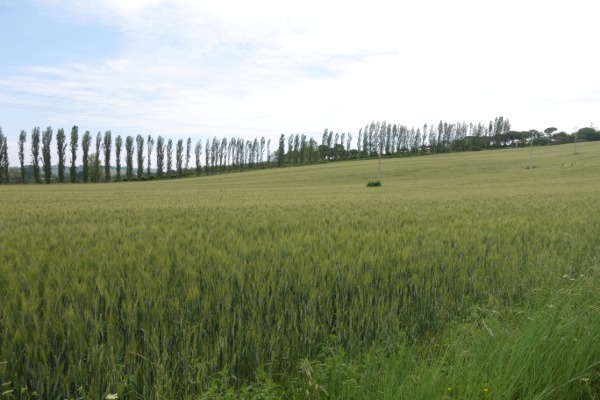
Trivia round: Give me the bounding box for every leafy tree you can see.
[156,136,164,178]
[136,134,145,179]
[576,127,600,141]
[18,130,26,183]
[346,133,352,158]
[166,139,173,177]
[185,137,191,174]
[0,128,8,184]
[195,139,202,176]
[81,131,91,182]
[147,135,154,178]
[31,127,42,183]
[69,126,78,183]
[42,126,53,184]
[204,139,209,175]
[176,139,184,177]
[56,128,67,182]
[277,134,285,167]
[92,132,102,183]
[220,137,228,172]
[115,135,122,181]
[125,136,134,180]
[260,137,266,163]
[103,131,112,182]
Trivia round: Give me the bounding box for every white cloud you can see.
[3,0,599,154]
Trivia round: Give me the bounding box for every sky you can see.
[1,0,598,163]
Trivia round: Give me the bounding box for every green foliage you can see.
[176,138,184,177]
[81,130,91,183]
[125,135,134,180]
[56,128,67,183]
[136,134,145,179]
[576,127,600,141]
[41,126,53,183]
[366,180,381,187]
[69,126,78,183]
[0,127,9,184]
[104,131,112,182]
[0,142,599,398]
[156,136,165,179]
[18,130,27,183]
[114,134,122,182]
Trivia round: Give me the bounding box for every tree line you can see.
[0,117,597,184]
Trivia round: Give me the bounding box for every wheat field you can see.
[1,143,599,398]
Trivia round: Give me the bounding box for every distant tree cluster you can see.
[0,118,595,184]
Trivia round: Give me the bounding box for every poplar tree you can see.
[300,134,306,163]
[92,132,101,182]
[0,128,8,184]
[346,133,352,158]
[156,136,164,178]
[81,131,91,182]
[56,128,66,182]
[31,127,41,183]
[185,137,191,174]
[195,139,202,176]
[42,126,53,184]
[278,134,285,166]
[166,139,173,177]
[146,135,154,178]
[18,130,26,183]
[204,139,209,175]
[103,131,112,182]
[176,139,184,177]
[69,126,78,183]
[125,136,134,180]
[136,134,144,179]
[115,135,122,181]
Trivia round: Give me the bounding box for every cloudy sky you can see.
[0,0,598,161]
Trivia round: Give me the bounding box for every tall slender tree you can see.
[166,139,173,177]
[204,139,209,175]
[176,139,184,177]
[156,136,164,178]
[81,131,91,182]
[115,135,122,181]
[136,134,144,179]
[56,128,67,182]
[195,139,202,176]
[18,130,27,183]
[277,134,285,167]
[147,135,154,178]
[69,126,78,183]
[92,131,102,182]
[103,131,112,182]
[31,127,42,183]
[125,136,134,180]
[42,126,53,184]
[0,128,8,184]
[185,137,191,174]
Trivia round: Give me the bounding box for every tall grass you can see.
[0,143,598,398]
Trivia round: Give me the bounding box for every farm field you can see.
[1,143,599,399]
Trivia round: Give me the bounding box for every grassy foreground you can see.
[0,143,599,399]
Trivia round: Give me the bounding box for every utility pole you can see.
[573,126,578,156]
